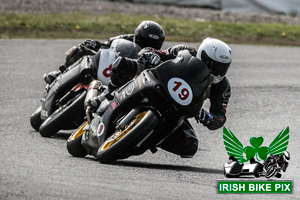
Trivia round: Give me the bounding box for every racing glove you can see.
[81,39,102,51]
[196,108,213,126]
[142,51,161,66]
[167,45,197,57]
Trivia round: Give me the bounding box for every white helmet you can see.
[196,38,232,84]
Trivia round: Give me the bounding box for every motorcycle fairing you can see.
[97,69,161,146]
[71,82,89,92]
[41,56,93,120]
[154,50,212,117]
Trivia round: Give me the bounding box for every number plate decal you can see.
[167,78,193,106]
[97,48,116,85]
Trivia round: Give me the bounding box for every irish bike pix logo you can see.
[223,126,290,178]
[218,127,292,194]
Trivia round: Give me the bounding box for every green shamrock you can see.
[243,137,269,161]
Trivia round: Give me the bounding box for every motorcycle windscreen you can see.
[154,50,212,117]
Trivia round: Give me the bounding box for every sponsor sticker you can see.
[97,123,105,137]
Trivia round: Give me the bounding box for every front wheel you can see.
[67,121,88,157]
[265,165,279,178]
[30,106,43,131]
[97,110,159,164]
[39,90,86,137]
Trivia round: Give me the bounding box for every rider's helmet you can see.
[196,38,232,84]
[283,151,290,161]
[134,21,165,50]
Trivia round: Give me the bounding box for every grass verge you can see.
[1,12,300,46]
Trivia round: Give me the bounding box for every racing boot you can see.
[81,116,101,157]
[85,87,114,123]
[43,70,61,84]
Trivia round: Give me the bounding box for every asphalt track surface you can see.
[0,39,299,200]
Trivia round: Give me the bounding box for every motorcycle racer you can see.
[43,20,165,84]
[86,37,232,158]
[262,151,290,178]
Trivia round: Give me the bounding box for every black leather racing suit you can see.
[107,45,231,157]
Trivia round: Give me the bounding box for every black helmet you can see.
[134,21,165,50]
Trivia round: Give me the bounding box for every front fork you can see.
[116,108,141,130]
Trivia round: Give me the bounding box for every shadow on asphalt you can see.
[76,156,224,174]
[114,160,224,174]
[53,132,72,140]
[28,130,72,140]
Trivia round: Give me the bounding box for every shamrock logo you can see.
[223,127,289,163]
[243,137,269,161]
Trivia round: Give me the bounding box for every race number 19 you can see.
[167,78,193,106]
[172,81,190,101]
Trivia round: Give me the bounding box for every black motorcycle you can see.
[30,39,141,137]
[67,50,212,163]
[262,154,289,178]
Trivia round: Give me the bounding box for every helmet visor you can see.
[138,38,164,50]
[211,61,230,77]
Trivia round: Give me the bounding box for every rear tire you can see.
[30,106,43,131]
[67,121,88,157]
[97,110,158,164]
[39,91,86,137]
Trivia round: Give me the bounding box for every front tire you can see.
[97,110,158,164]
[67,121,88,157]
[39,90,86,137]
[30,106,43,131]
[265,166,278,178]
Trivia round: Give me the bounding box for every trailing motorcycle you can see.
[30,39,141,137]
[67,50,212,163]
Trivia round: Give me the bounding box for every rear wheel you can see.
[97,110,158,164]
[30,106,43,131]
[67,121,88,157]
[39,90,86,137]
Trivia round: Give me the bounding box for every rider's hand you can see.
[196,108,213,126]
[143,52,161,66]
[81,39,101,51]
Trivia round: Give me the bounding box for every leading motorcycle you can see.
[30,39,141,137]
[67,50,212,163]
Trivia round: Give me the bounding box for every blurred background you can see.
[112,0,300,15]
[1,0,300,45]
